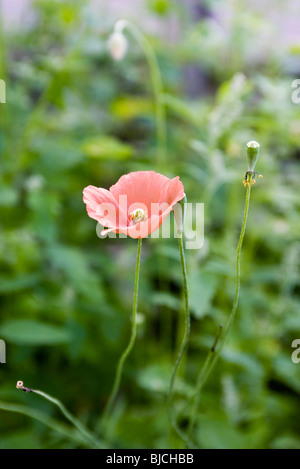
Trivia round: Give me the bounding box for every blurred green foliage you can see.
[0,0,300,449]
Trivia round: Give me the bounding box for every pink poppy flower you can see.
[83,171,185,239]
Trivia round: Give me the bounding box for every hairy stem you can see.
[168,234,192,447]
[15,383,102,448]
[188,175,252,436]
[102,238,142,423]
[0,401,91,447]
[115,20,167,166]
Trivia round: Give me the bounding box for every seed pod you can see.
[246,140,260,172]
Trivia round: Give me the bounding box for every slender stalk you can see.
[102,238,142,423]
[115,20,167,166]
[179,325,223,421]
[0,401,91,447]
[188,175,253,436]
[186,326,222,436]
[168,234,192,447]
[15,382,103,448]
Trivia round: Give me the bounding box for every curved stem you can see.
[102,238,142,423]
[33,389,102,448]
[115,20,167,166]
[15,384,103,448]
[168,234,192,447]
[0,401,92,447]
[188,176,252,436]
[178,325,223,422]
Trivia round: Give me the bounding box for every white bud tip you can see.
[107,32,128,61]
[247,140,260,149]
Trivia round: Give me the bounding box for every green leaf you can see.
[81,136,134,160]
[273,355,300,393]
[136,363,192,396]
[0,401,88,447]
[271,434,300,450]
[148,0,171,16]
[47,245,104,301]
[163,93,200,125]
[0,320,72,346]
[0,187,18,207]
[0,274,40,294]
[31,137,84,171]
[151,292,181,311]
[0,431,42,449]
[198,418,252,449]
[189,272,218,318]
[111,96,152,120]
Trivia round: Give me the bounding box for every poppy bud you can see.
[107,32,128,61]
[173,195,187,235]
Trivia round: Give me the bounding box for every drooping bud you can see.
[173,195,187,235]
[107,32,128,61]
[246,140,260,172]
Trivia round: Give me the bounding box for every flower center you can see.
[129,208,147,224]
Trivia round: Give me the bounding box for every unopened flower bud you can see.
[107,32,128,61]
[173,196,187,235]
[246,140,260,172]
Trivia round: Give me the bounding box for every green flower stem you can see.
[186,326,223,436]
[115,20,167,166]
[14,385,103,448]
[102,238,142,423]
[33,389,102,448]
[168,234,192,446]
[0,401,92,447]
[188,175,253,437]
[178,325,223,422]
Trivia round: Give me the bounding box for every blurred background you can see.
[0,0,300,449]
